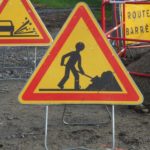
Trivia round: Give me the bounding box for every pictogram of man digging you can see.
[58,42,85,90]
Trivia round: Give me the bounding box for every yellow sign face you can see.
[0,0,52,46]
[124,3,150,43]
[34,18,125,93]
[19,2,143,105]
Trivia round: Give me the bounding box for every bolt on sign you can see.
[123,3,150,43]
[19,2,143,105]
[0,0,52,46]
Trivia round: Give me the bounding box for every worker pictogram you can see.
[58,42,86,90]
[19,2,143,105]
[0,0,52,46]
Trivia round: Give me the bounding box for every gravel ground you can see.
[0,80,150,150]
[0,7,150,150]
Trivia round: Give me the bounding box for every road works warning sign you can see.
[19,2,143,105]
[0,0,52,46]
[124,3,150,42]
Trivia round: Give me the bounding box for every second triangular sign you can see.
[0,0,52,46]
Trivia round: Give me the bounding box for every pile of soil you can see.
[127,51,150,104]
[86,71,121,91]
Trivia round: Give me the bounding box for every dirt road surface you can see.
[0,79,149,150]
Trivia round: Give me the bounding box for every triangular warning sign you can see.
[0,0,52,46]
[19,2,143,105]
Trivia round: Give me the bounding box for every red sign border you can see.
[21,3,141,103]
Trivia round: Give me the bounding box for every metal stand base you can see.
[44,105,116,150]
[65,147,92,150]
[62,105,111,126]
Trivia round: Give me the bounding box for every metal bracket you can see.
[44,105,116,150]
[62,105,111,126]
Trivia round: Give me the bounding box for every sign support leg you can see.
[34,47,37,70]
[44,106,49,150]
[34,47,50,150]
[62,105,111,125]
[112,105,115,150]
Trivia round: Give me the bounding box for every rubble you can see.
[86,71,121,91]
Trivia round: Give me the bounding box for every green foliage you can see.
[31,0,112,21]
[31,0,102,8]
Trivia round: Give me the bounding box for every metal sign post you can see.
[112,105,115,150]
[34,47,49,150]
[34,47,37,70]
[44,106,49,150]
